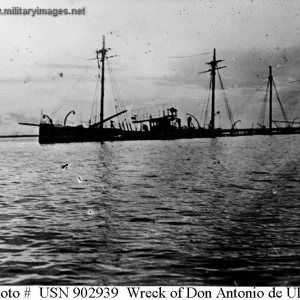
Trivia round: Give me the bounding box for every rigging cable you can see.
[258,81,269,126]
[168,52,209,59]
[232,81,267,116]
[273,81,288,123]
[217,68,235,127]
[50,61,94,119]
[107,59,125,126]
[203,78,212,128]
[89,73,101,124]
[199,79,211,126]
[107,59,130,129]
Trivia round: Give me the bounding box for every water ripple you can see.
[0,137,300,285]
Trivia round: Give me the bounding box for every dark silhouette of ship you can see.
[19,38,300,143]
[20,36,211,143]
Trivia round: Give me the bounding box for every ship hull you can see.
[39,124,212,144]
[39,124,124,144]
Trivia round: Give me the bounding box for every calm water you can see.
[0,136,300,285]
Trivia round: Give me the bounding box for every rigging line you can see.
[90,73,100,124]
[217,69,234,127]
[199,79,211,126]
[106,60,122,120]
[107,60,125,112]
[232,81,267,115]
[203,78,212,127]
[107,60,122,101]
[258,81,269,126]
[122,68,139,115]
[107,59,129,127]
[273,81,288,122]
[168,53,209,59]
[115,90,128,126]
[51,60,94,118]
[259,82,270,126]
[107,62,121,126]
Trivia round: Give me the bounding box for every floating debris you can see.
[129,217,155,223]
[61,163,68,171]
[24,75,32,84]
[87,209,96,215]
[77,176,82,183]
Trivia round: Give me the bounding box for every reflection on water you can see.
[0,136,300,285]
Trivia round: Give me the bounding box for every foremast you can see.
[89,37,127,129]
[96,36,109,130]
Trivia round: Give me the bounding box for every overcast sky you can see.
[1,0,300,134]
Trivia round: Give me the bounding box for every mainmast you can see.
[211,49,217,130]
[199,49,226,131]
[268,66,273,133]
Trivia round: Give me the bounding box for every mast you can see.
[100,36,106,130]
[211,49,216,130]
[269,66,273,133]
[199,48,225,132]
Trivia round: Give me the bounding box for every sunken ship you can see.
[20,37,300,143]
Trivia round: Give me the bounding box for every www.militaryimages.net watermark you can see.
[0,7,86,17]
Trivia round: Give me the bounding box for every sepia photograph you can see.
[0,0,300,286]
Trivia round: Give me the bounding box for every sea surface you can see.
[0,135,300,285]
